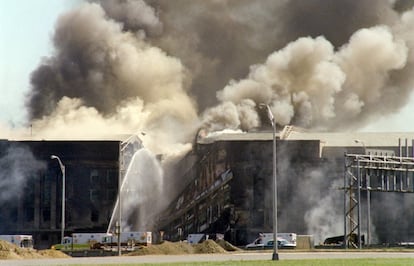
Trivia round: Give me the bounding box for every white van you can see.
[245,233,296,249]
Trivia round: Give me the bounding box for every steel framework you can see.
[344,153,414,248]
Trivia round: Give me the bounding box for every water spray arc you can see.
[50,155,65,245]
[107,134,164,235]
[107,135,143,234]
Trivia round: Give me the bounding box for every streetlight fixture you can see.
[354,139,370,246]
[260,103,279,261]
[51,155,65,245]
[354,139,366,154]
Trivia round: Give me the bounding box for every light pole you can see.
[260,103,279,260]
[51,155,65,245]
[354,139,366,154]
[354,139,370,246]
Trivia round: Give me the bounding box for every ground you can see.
[0,240,69,259]
[0,239,241,259]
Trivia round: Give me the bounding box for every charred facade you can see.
[157,135,323,245]
[0,140,124,249]
[3,131,414,249]
[157,132,414,246]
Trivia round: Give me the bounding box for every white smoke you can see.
[0,145,46,202]
[28,2,198,157]
[203,20,413,132]
[99,0,163,35]
[120,148,163,231]
[304,178,344,244]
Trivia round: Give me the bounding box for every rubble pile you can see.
[128,239,233,256]
[0,240,69,260]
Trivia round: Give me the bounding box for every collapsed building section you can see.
[156,128,414,247]
[157,131,322,245]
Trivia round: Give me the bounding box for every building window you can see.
[91,210,99,222]
[107,189,117,201]
[90,189,100,203]
[90,170,100,186]
[106,169,118,186]
[25,208,34,222]
[42,209,50,222]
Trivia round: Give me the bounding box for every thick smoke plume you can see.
[27,2,197,156]
[26,0,414,138]
[7,0,414,240]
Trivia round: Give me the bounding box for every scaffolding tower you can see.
[344,153,414,248]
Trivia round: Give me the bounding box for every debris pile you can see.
[128,239,233,256]
[216,239,242,252]
[1,239,239,259]
[0,240,69,260]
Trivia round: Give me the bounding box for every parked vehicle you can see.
[187,234,206,244]
[100,231,152,250]
[0,235,34,249]
[52,231,152,250]
[52,233,112,250]
[245,233,297,249]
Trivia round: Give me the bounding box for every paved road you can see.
[2,251,414,265]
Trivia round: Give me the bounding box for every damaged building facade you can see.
[157,128,414,246]
[2,128,414,248]
[0,135,142,249]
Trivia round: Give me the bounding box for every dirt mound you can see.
[129,241,194,256]
[1,239,235,259]
[0,240,69,260]
[0,240,20,251]
[37,249,71,258]
[193,239,226,254]
[127,239,230,256]
[216,239,242,252]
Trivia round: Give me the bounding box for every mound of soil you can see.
[130,241,194,255]
[216,239,243,252]
[193,239,226,254]
[1,239,238,259]
[127,239,232,256]
[0,240,69,260]
[37,249,71,258]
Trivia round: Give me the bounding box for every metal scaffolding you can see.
[344,153,414,248]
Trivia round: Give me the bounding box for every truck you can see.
[245,233,297,249]
[0,235,34,249]
[100,231,152,250]
[53,232,112,250]
[52,231,152,250]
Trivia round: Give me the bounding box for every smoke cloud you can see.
[206,24,411,131]
[120,148,164,230]
[8,0,414,242]
[0,145,46,202]
[22,0,414,145]
[26,2,197,156]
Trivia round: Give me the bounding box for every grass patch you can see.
[68,258,414,266]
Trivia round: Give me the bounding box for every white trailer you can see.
[0,235,34,249]
[54,231,152,250]
[101,231,152,250]
[54,233,112,250]
[69,233,112,245]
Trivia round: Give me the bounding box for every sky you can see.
[0,0,81,127]
[1,0,414,133]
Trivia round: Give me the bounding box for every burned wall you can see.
[157,138,324,245]
[0,140,120,249]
